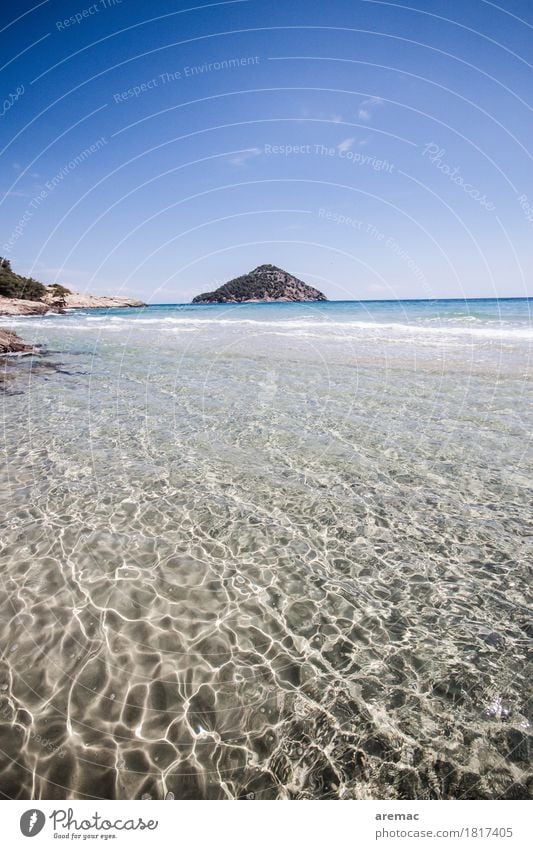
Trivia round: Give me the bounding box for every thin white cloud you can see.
[299,107,344,123]
[229,147,262,166]
[1,190,30,198]
[358,96,384,123]
[337,137,355,153]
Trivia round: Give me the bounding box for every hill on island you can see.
[192,264,327,304]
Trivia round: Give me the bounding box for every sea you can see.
[0,297,531,799]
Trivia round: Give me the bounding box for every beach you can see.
[0,298,531,799]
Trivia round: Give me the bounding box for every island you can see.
[192,264,327,304]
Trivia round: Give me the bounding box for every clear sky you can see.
[1,0,532,302]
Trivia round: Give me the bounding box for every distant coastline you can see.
[153,296,533,306]
[0,257,145,353]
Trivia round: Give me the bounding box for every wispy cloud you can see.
[337,137,355,153]
[228,147,262,166]
[1,190,31,198]
[358,96,384,123]
[296,106,344,124]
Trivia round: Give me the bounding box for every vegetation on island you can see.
[192,264,327,304]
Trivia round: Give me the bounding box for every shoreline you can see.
[0,292,145,317]
[0,292,146,357]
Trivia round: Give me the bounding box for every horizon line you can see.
[140,295,533,305]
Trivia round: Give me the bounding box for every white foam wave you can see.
[71,315,533,340]
[3,314,531,342]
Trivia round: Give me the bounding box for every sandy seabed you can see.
[1,300,531,799]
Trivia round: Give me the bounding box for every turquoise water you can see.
[0,298,532,799]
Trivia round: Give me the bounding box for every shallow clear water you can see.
[1,298,532,799]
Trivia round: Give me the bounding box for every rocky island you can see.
[192,264,327,304]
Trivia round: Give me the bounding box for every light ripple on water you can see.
[0,301,531,799]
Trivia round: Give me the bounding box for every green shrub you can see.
[49,283,72,297]
[0,258,49,301]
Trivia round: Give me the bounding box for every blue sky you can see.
[1,0,532,301]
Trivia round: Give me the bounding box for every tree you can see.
[48,283,72,311]
[0,259,48,301]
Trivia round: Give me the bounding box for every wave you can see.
[3,314,532,341]
[76,315,533,340]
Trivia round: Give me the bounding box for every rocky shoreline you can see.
[0,292,145,316]
[44,292,146,311]
[0,292,146,364]
[0,327,35,354]
[0,297,50,317]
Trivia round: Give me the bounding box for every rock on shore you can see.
[43,291,146,310]
[0,292,145,316]
[0,297,49,316]
[0,328,34,354]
